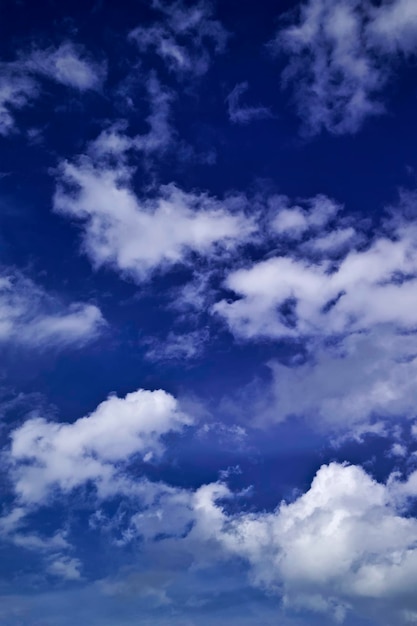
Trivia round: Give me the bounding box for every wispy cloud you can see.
[129,0,228,78]
[0,75,38,136]
[21,41,107,91]
[0,269,105,349]
[0,41,105,135]
[226,82,272,124]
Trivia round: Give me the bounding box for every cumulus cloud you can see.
[194,462,417,624]
[226,82,272,124]
[9,388,191,503]
[129,0,228,78]
[272,0,417,135]
[0,269,104,348]
[54,158,255,282]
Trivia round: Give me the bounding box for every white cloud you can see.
[213,193,417,431]
[129,0,228,78]
[9,388,191,503]
[54,159,254,282]
[273,0,417,135]
[226,82,272,124]
[0,269,104,348]
[22,42,106,91]
[194,462,417,624]
[0,75,38,136]
[215,203,417,340]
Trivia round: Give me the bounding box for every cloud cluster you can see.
[5,380,417,624]
[0,269,104,349]
[273,0,417,134]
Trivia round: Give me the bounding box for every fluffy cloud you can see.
[273,0,417,135]
[0,269,104,348]
[213,192,417,431]
[54,158,254,282]
[226,82,272,124]
[195,462,417,624]
[129,0,228,78]
[9,388,191,503]
[215,199,417,340]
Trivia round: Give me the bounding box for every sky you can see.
[2,0,417,624]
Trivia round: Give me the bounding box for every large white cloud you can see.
[54,158,255,282]
[9,388,191,503]
[273,0,417,135]
[0,269,104,348]
[193,462,417,624]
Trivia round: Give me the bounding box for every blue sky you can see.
[2,0,417,624]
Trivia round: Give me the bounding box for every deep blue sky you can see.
[2,1,417,625]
